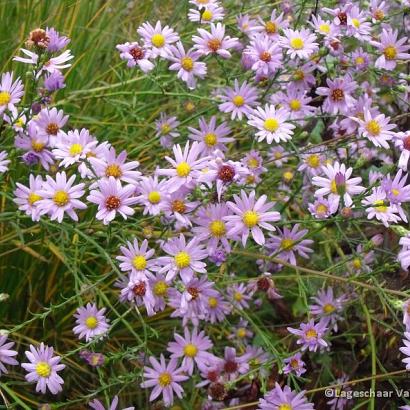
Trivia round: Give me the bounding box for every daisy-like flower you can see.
[188,3,225,24]
[382,169,410,222]
[297,149,326,176]
[224,190,280,246]
[254,9,288,38]
[162,191,199,228]
[280,28,319,59]
[352,109,396,149]
[327,375,351,410]
[137,21,179,58]
[316,75,357,114]
[0,72,24,116]
[346,5,371,41]
[400,332,410,370]
[0,150,10,173]
[21,343,65,394]
[0,336,18,376]
[308,197,338,219]
[116,239,157,278]
[399,235,410,271]
[248,104,295,144]
[283,353,306,377]
[87,177,138,225]
[193,203,232,254]
[192,23,239,59]
[395,131,410,171]
[73,303,110,342]
[14,174,44,221]
[155,112,180,148]
[227,282,254,310]
[258,383,314,410]
[116,41,154,72]
[46,27,70,52]
[156,141,209,193]
[36,171,86,222]
[372,28,410,71]
[167,42,207,90]
[44,70,65,91]
[268,146,289,168]
[40,50,74,76]
[267,224,314,266]
[89,395,134,410]
[221,347,250,382]
[236,13,259,36]
[157,234,207,282]
[218,79,259,120]
[53,128,98,168]
[361,187,400,227]
[370,0,388,22]
[310,15,337,37]
[188,116,232,154]
[136,176,169,216]
[34,107,69,146]
[287,319,328,352]
[244,35,282,77]
[204,291,231,323]
[167,327,214,375]
[90,147,141,185]
[312,162,365,207]
[141,354,189,406]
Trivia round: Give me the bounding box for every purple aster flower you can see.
[80,350,105,367]
[209,249,227,266]
[287,319,328,352]
[308,197,337,218]
[141,354,189,406]
[268,146,289,168]
[224,190,280,246]
[192,23,239,59]
[188,3,225,24]
[21,343,65,395]
[87,177,138,225]
[137,21,179,59]
[350,48,370,71]
[312,162,365,207]
[34,107,69,146]
[327,375,351,410]
[73,303,110,341]
[157,233,207,281]
[398,235,410,270]
[242,150,266,176]
[309,15,338,37]
[227,282,254,310]
[236,13,259,36]
[248,104,295,144]
[46,27,70,52]
[403,300,410,331]
[372,28,410,71]
[395,131,410,171]
[381,169,410,221]
[116,41,154,72]
[162,191,199,228]
[218,79,259,121]
[280,28,319,59]
[0,336,18,376]
[267,224,314,266]
[188,116,232,154]
[118,274,155,315]
[0,71,24,116]
[297,149,326,176]
[400,332,410,369]
[44,70,65,91]
[0,150,10,173]
[89,395,134,410]
[36,171,86,222]
[204,291,231,323]
[316,75,357,115]
[167,327,214,375]
[90,147,141,185]
[346,5,371,41]
[156,141,209,193]
[136,176,169,216]
[167,41,207,89]
[221,347,249,382]
[253,9,288,38]
[258,382,314,410]
[14,174,44,221]
[155,112,180,148]
[283,353,306,377]
[229,319,253,342]
[148,273,171,313]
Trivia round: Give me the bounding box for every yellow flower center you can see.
[247,158,259,168]
[85,316,98,329]
[293,69,305,81]
[392,188,400,196]
[154,280,168,296]
[242,210,259,227]
[305,329,318,339]
[351,18,360,28]
[384,45,397,60]
[290,359,299,368]
[289,99,301,111]
[352,258,362,269]
[105,164,122,178]
[158,372,172,387]
[36,362,51,378]
[204,133,217,146]
[148,191,161,204]
[319,23,330,33]
[323,303,335,314]
[28,192,42,205]
[176,161,191,177]
[234,291,243,301]
[374,9,384,20]
[237,328,247,338]
[330,179,338,194]
[281,238,294,250]
[174,251,191,268]
[278,404,292,410]
[53,190,69,207]
[181,56,194,71]
[232,95,245,107]
[202,9,213,21]
[366,120,381,136]
[161,123,171,134]
[264,118,279,132]
[283,171,294,182]
[290,37,304,49]
[374,199,387,212]
[274,152,282,159]
[208,297,218,308]
[355,56,365,65]
[209,220,226,237]
[133,255,147,270]
[31,140,45,152]
[69,143,83,156]
[316,204,328,214]
[15,117,24,127]
[265,21,277,33]
[0,91,11,105]
[183,343,198,357]
[307,154,320,168]
[151,33,165,48]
